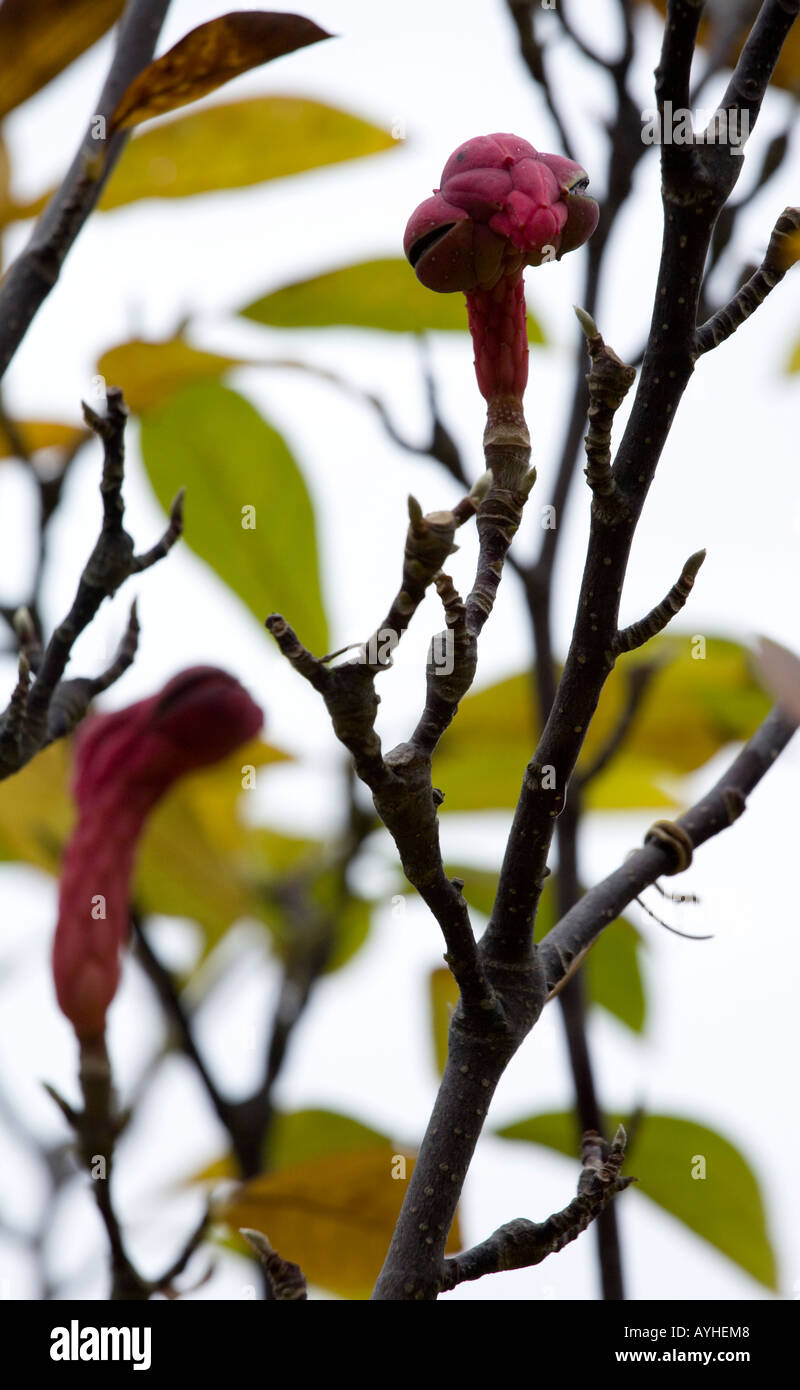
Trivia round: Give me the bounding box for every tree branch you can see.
[439,1125,632,1292]
[0,0,172,383]
[575,661,660,788]
[0,387,182,778]
[539,706,797,996]
[240,1229,308,1300]
[504,1,576,162]
[614,548,706,654]
[695,205,800,355]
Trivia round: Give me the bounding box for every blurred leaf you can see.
[786,337,800,373]
[108,12,331,134]
[96,337,247,416]
[433,637,769,812]
[219,1145,461,1298]
[250,825,321,875]
[189,1106,388,1185]
[0,419,87,462]
[443,865,498,921]
[139,738,289,951]
[497,1110,776,1289]
[268,1108,388,1171]
[755,636,800,723]
[640,0,800,93]
[583,918,646,1033]
[0,130,11,227]
[324,893,372,973]
[266,867,374,975]
[429,967,458,1074]
[241,257,546,339]
[9,98,395,220]
[0,741,71,873]
[0,734,292,954]
[0,0,124,122]
[140,381,329,651]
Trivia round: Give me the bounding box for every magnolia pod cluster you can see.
[53,667,263,1041]
[404,134,599,404]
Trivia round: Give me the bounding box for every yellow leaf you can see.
[96,337,246,416]
[9,98,395,219]
[0,0,125,122]
[138,739,290,949]
[219,1146,461,1299]
[0,735,291,955]
[108,11,331,134]
[429,967,459,1075]
[0,741,72,873]
[0,419,87,462]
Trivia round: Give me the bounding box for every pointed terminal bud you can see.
[13,606,35,641]
[574,304,599,340]
[407,494,425,533]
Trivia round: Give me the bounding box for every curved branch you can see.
[439,1126,632,1292]
[539,706,797,996]
[614,548,706,654]
[695,206,800,356]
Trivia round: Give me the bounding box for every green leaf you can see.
[267,1108,388,1171]
[9,98,396,220]
[496,1111,777,1289]
[241,257,546,339]
[140,381,329,652]
[432,637,770,813]
[583,918,646,1033]
[324,893,372,973]
[188,1107,390,1185]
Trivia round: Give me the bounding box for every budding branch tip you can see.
[574,304,599,339]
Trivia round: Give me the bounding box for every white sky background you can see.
[0,0,798,1301]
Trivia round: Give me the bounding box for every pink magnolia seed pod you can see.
[404,133,599,405]
[53,666,263,1041]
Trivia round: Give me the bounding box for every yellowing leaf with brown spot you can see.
[108,11,331,134]
[96,337,246,416]
[220,1146,462,1299]
[0,0,124,122]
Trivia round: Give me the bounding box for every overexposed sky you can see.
[0,0,798,1301]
